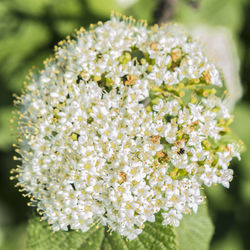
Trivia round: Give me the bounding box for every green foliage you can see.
[130,0,157,23]
[176,0,245,35]
[26,204,213,250]
[27,217,104,250]
[0,224,27,250]
[0,108,15,151]
[205,185,234,211]
[211,230,244,250]
[86,0,122,17]
[231,103,250,204]
[231,103,250,178]
[175,204,214,250]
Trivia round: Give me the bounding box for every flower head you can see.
[12,14,242,240]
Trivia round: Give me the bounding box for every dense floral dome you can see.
[12,14,241,240]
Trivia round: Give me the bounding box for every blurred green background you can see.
[0,0,250,249]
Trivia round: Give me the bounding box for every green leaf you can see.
[26,204,214,250]
[102,213,177,250]
[27,217,104,250]
[175,204,214,250]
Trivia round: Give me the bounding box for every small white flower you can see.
[164,123,178,144]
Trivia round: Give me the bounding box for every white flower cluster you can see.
[13,14,241,240]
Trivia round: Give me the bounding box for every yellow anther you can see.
[171,48,182,63]
[150,42,158,51]
[118,172,127,184]
[151,135,161,144]
[202,71,211,83]
[124,75,137,86]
